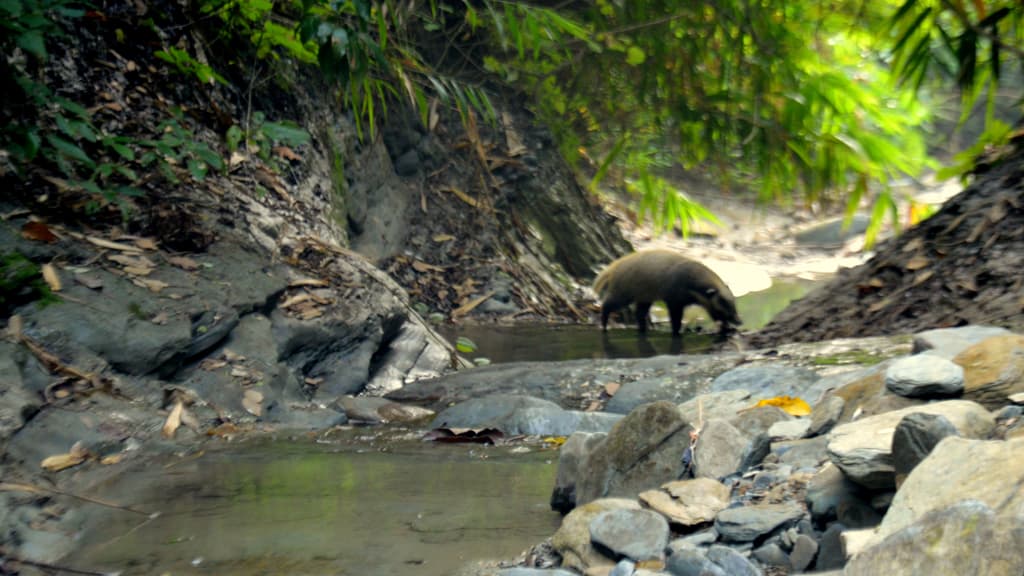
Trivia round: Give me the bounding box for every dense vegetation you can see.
[1,0,1021,231]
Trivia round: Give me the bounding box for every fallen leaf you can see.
[8,315,23,340]
[304,376,323,387]
[167,256,199,271]
[412,260,444,273]
[87,236,142,253]
[432,234,455,243]
[21,221,58,243]
[439,186,479,208]
[135,278,168,293]
[199,358,228,371]
[150,311,169,325]
[905,255,930,271]
[604,382,621,397]
[122,265,153,277]
[288,278,329,288]
[134,238,158,250]
[452,291,496,318]
[242,390,263,417]
[206,422,241,438]
[298,307,324,320]
[162,401,183,438]
[229,151,248,167]
[41,442,89,472]
[281,292,313,308]
[912,270,934,286]
[273,146,302,161]
[542,436,567,446]
[752,396,812,416]
[222,349,245,362]
[41,264,62,292]
[108,254,154,268]
[100,454,124,465]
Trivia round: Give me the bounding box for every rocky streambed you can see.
[2,205,1023,576]
[444,325,1024,576]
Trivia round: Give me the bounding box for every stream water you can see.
[63,279,813,575]
[65,433,561,576]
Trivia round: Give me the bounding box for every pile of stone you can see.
[504,326,1024,576]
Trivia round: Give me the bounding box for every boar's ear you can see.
[706,287,718,296]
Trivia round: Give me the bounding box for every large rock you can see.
[606,374,702,414]
[552,498,641,572]
[884,355,964,398]
[692,418,769,480]
[729,406,791,438]
[678,389,753,423]
[912,325,1011,358]
[0,342,45,443]
[705,545,762,576]
[826,400,996,489]
[589,509,670,562]
[714,503,805,543]
[873,436,1024,544]
[846,501,1024,576]
[638,478,731,527]
[953,334,1024,408]
[805,462,866,523]
[666,546,727,576]
[551,432,607,513]
[710,365,821,400]
[573,402,692,506]
[431,394,622,436]
[891,412,959,488]
[805,395,844,437]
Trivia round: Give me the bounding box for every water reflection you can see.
[66,441,561,576]
[440,278,817,364]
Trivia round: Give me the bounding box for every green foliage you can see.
[470,0,943,232]
[140,111,224,184]
[227,111,311,168]
[0,252,57,312]
[155,47,227,85]
[455,336,477,354]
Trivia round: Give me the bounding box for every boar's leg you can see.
[635,301,652,333]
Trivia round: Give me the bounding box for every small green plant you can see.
[0,252,57,313]
[140,111,225,183]
[226,111,311,165]
[154,47,227,85]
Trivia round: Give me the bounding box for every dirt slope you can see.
[748,139,1024,347]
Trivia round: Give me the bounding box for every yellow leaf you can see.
[41,264,61,292]
[753,396,812,416]
[432,234,455,243]
[162,401,183,438]
[542,436,567,446]
[41,442,89,472]
[87,236,143,253]
[242,390,263,417]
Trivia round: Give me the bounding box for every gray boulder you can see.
[911,325,1010,359]
[846,501,1024,576]
[891,412,959,488]
[552,498,641,572]
[638,478,732,527]
[693,418,769,480]
[431,394,622,437]
[714,503,805,543]
[884,354,964,398]
[551,432,607,513]
[711,365,821,399]
[826,400,996,489]
[805,395,844,437]
[590,509,670,562]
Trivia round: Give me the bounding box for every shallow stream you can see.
[65,434,560,576]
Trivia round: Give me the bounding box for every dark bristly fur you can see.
[594,249,742,336]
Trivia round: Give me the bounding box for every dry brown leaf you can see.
[304,376,323,387]
[162,400,184,438]
[100,454,124,465]
[289,278,329,288]
[912,270,934,286]
[604,382,621,397]
[122,265,153,277]
[134,238,158,250]
[229,151,248,168]
[87,236,142,253]
[273,146,302,161]
[21,221,58,243]
[206,422,241,438]
[108,254,155,269]
[901,237,924,253]
[905,255,930,271]
[298,307,324,320]
[150,311,169,325]
[242,390,263,416]
[281,292,313,308]
[199,358,228,371]
[135,278,168,293]
[41,442,89,472]
[412,260,444,273]
[432,234,455,243]
[452,291,496,318]
[167,256,199,271]
[8,314,23,340]
[41,264,61,292]
[439,186,479,208]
